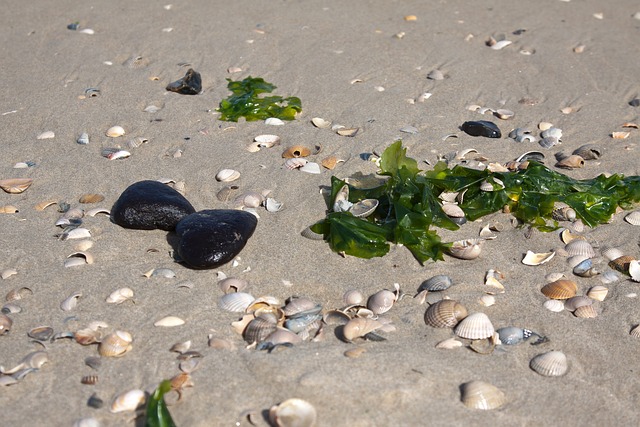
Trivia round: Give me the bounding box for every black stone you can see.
[176,209,258,269]
[461,120,502,138]
[166,68,202,95]
[630,98,640,107]
[111,180,196,231]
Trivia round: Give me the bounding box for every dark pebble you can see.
[111,180,195,231]
[630,98,640,107]
[166,68,202,95]
[461,120,502,138]
[176,209,258,269]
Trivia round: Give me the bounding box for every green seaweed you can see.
[145,380,177,427]
[311,140,640,264]
[217,76,302,122]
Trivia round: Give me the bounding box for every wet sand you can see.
[1,1,640,425]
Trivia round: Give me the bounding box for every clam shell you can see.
[448,239,483,260]
[343,289,364,305]
[601,246,624,261]
[216,185,239,202]
[565,239,595,258]
[435,338,464,349]
[0,178,33,194]
[215,169,241,182]
[424,300,468,328]
[479,295,496,307]
[154,316,185,327]
[243,317,277,344]
[28,326,53,341]
[98,331,133,357]
[367,290,396,315]
[541,279,578,300]
[74,328,102,346]
[572,144,603,160]
[564,296,592,312]
[265,118,285,126]
[282,145,311,158]
[342,317,382,342]
[311,117,331,128]
[283,297,320,317]
[263,328,303,346]
[333,184,351,212]
[254,134,281,147]
[419,275,453,292]
[454,312,494,339]
[624,211,640,226]
[573,304,597,318]
[587,285,608,301]
[105,126,125,138]
[219,292,255,312]
[543,299,565,312]
[106,288,134,304]
[460,381,506,410]
[336,127,360,137]
[269,398,317,427]
[349,199,378,218]
[479,178,504,192]
[442,204,465,219]
[530,351,568,377]
[234,191,264,209]
[110,389,145,413]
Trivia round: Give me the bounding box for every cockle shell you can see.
[218,277,248,294]
[573,305,597,318]
[215,169,241,182]
[0,178,33,194]
[243,316,278,344]
[283,297,320,317]
[460,381,507,410]
[442,204,465,219]
[419,275,454,292]
[609,255,635,273]
[530,351,568,377]
[98,331,133,357]
[601,246,624,262]
[541,279,578,300]
[625,211,640,226]
[543,300,565,312]
[269,398,317,427]
[367,289,396,315]
[110,389,145,413]
[424,300,468,328]
[455,312,494,339]
[564,296,592,312]
[587,285,608,301]
[565,239,596,258]
[105,126,125,137]
[630,325,640,338]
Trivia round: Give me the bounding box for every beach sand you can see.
[1,0,640,425]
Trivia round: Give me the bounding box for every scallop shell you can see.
[543,299,565,312]
[419,275,454,292]
[587,285,608,301]
[573,304,597,318]
[342,317,382,342]
[460,381,506,410]
[454,312,494,339]
[282,145,311,158]
[215,169,241,182]
[448,239,483,260]
[105,126,125,138]
[269,398,317,427]
[624,211,640,226]
[565,239,595,258]
[424,300,468,328]
[110,389,145,413]
[564,296,593,312]
[541,279,578,300]
[98,331,133,357]
[367,290,396,315]
[0,178,33,194]
[530,351,568,377]
[106,288,134,304]
[154,316,185,327]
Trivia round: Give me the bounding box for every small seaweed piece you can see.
[145,380,176,427]
[217,76,302,122]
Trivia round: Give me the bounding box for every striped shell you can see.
[541,279,578,300]
[624,211,640,225]
[564,296,592,312]
[601,246,624,261]
[419,275,453,292]
[455,312,494,339]
[215,169,241,182]
[243,317,277,344]
[98,331,133,357]
[564,239,595,258]
[460,381,507,410]
[587,285,608,301]
[573,305,597,318]
[424,300,468,328]
[530,351,568,377]
[609,255,635,273]
[219,292,255,313]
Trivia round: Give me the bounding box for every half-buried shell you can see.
[460,381,507,410]
[424,300,468,328]
[529,351,568,377]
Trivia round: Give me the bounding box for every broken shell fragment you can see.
[448,239,483,260]
[101,148,131,160]
[336,127,359,137]
[624,211,640,226]
[105,126,125,138]
[299,162,321,174]
[284,158,308,170]
[436,338,464,349]
[460,381,506,410]
[349,199,378,218]
[28,325,53,341]
[79,194,104,204]
[612,131,630,139]
[215,169,240,182]
[110,389,145,413]
[60,292,83,311]
[269,398,317,427]
[573,144,603,160]
[154,316,185,327]
[37,130,55,140]
[530,351,568,377]
[99,331,133,357]
[311,117,331,128]
[455,312,494,339]
[555,155,585,169]
[106,288,134,304]
[522,250,555,266]
[64,252,94,268]
[342,318,383,342]
[0,178,33,194]
[282,145,311,158]
[0,205,18,214]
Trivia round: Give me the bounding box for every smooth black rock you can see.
[166,68,202,95]
[461,120,502,138]
[176,209,257,269]
[630,98,640,107]
[111,180,196,231]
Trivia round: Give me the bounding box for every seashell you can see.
[0,205,18,214]
[81,375,99,385]
[320,156,339,170]
[282,145,311,158]
[284,158,308,170]
[299,162,321,174]
[624,211,640,226]
[300,225,324,240]
[543,299,565,312]
[601,246,624,261]
[541,127,562,140]
[60,292,82,311]
[442,204,465,219]
[265,117,285,126]
[269,398,317,427]
[479,295,496,307]
[497,327,534,345]
[35,200,57,211]
[85,207,110,217]
[541,279,578,300]
[460,381,506,410]
[243,316,278,344]
[143,268,176,278]
[424,300,468,328]
[572,258,598,277]
[323,310,351,326]
[587,285,608,301]
[87,393,104,409]
[342,317,383,342]
[234,191,264,209]
[0,178,33,194]
[573,304,597,318]
[490,40,512,50]
[553,207,577,222]
[105,126,125,138]
[215,169,241,182]
[263,328,303,347]
[28,326,53,341]
[78,194,104,204]
[73,418,100,427]
[479,178,504,191]
[427,69,444,80]
[311,117,331,128]
[436,338,464,349]
[564,296,593,312]
[101,148,131,160]
[5,286,33,301]
[493,109,514,120]
[254,134,281,147]
[333,184,352,212]
[448,239,483,260]
[216,185,239,202]
[629,260,640,282]
[218,277,248,294]
[343,289,364,306]
[154,316,185,327]
[265,197,284,212]
[2,303,21,314]
[1,268,18,280]
[367,290,396,315]
[219,292,256,313]
[344,347,366,358]
[349,199,378,218]
[110,389,145,413]
[336,127,359,137]
[539,137,559,149]
[630,325,640,338]
[572,144,603,160]
[74,328,102,346]
[419,275,454,292]
[612,131,630,139]
[283,297,320,317]
[65,252,94,268]
[600,271,620,284]
[76,132,90,145]
[37,130,55,140]
[106,288,134,304]
[99,331,133,357]
[516,151,545,163]
[455,312,494,339]
[556,155,585,169]
[609,255,635,273]
[530,351,568,377]
[522,250,555,266]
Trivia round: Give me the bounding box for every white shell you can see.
[154,316,185,327]
[460,381,507,410]
[311,117,331,128]
[522,250,555,266]
[37,131,55,140]
[285,158,308,170]
[343,289,364,305]
[564,239,595,258]
[543,299,565,312]
[110,389,145,413]
[629,260,640,282]
[601,246,624,261]
[530,351,568,377]
[106,288,134,304]
[479,295,496,307]
[105,126,125,137]
[265,118,285,126]
[435,338,464,349]
[219,292,255,312]
[455,312,494,339]
[491,40,512,50]
[448,239,483,260]
[60,292,82,311]
[269,398,317,427]
[215,169,241,182]
[299,162,321,174]
[367,289,396,315]
[624,211,640,225]
[587,285,608,301]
